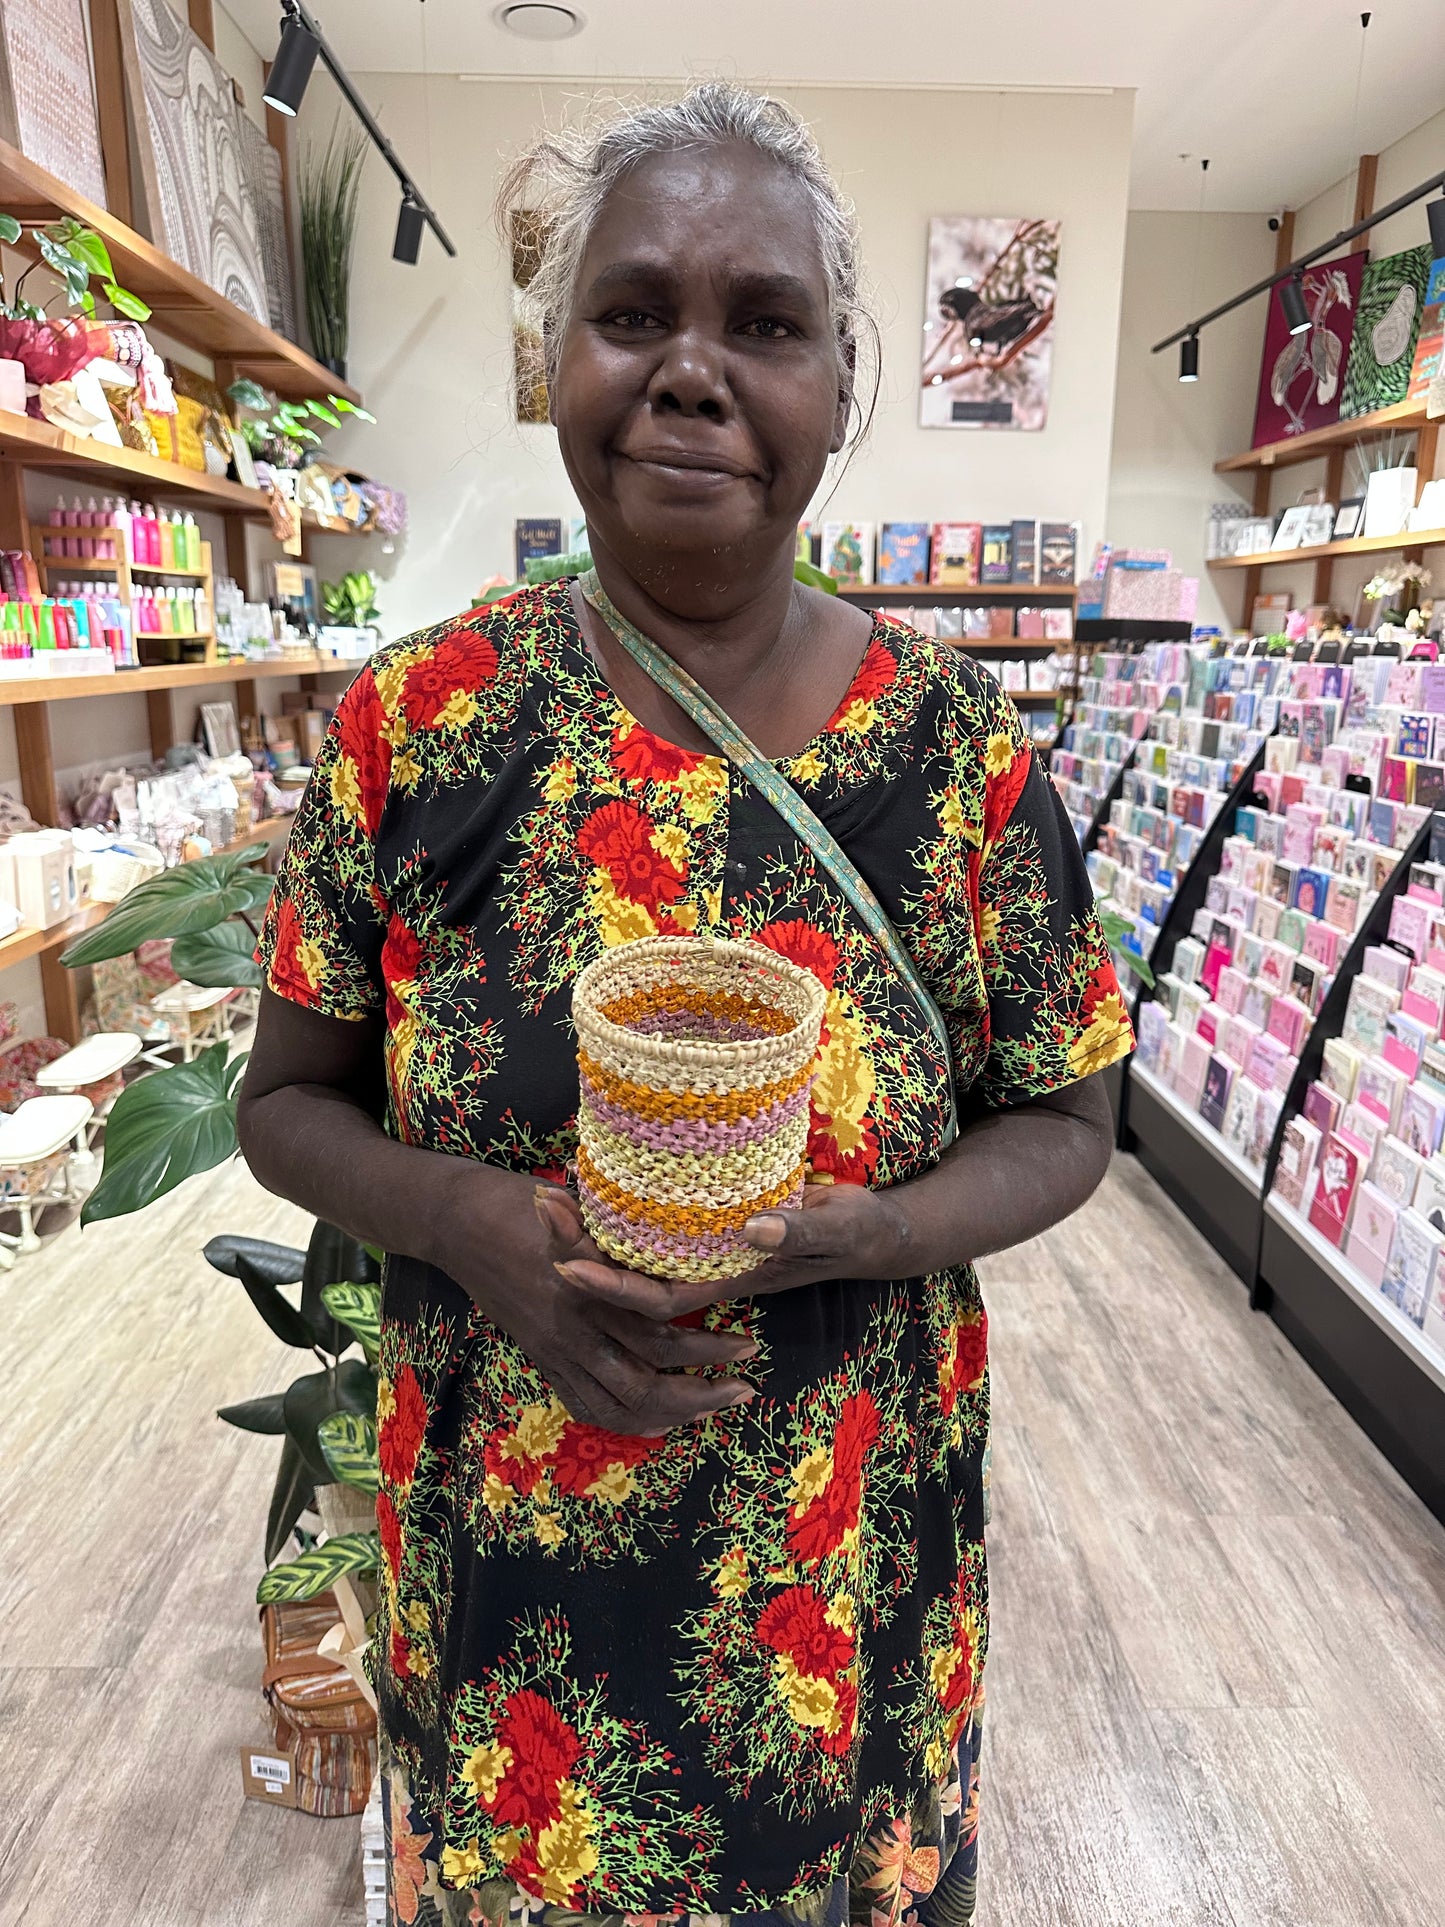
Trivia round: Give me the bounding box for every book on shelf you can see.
[1010,518,1039,584]
[876,522,931,585]
[980,524,1014,584]
[820,521,875,585]
[929,522,982,586]
[514,518,563,578]
[1038,521,1080,585]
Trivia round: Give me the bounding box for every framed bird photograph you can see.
[920,216,1061,430]
[1250,252,1367,448]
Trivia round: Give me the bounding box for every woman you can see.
[241,82,1132,1927]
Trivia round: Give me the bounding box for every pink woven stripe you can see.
[579,1075,810,1152]
[578,1177,806,1264]
[629,1009,778,1042]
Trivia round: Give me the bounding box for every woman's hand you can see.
[552,1181,910,1322]
[443,1171,759,1436]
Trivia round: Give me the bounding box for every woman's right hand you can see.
[443,1169,758,1436]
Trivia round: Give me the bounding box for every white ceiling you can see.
[224,0,1445,212]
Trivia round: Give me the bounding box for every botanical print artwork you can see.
[1251,250,1367,445]
[259,578,1132,1921]
[238,109,297,341]
[0,0,109,208]
[116,0,270,322]
[920,217,1061,430]
[1340,244,1433,420]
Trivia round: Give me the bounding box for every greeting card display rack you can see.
[836,581,1081,718]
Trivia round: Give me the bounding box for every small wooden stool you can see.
[0,1094,95,1263]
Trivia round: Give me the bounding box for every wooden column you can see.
[40,948,81,1045]
[89,0,134,228]
[187,0,215,50]
[0,460,30,553]
[146,688,178,760]
[262,64,300,287]
[1352,155,1379,243]
[12,702,58,825]
[1314,447,1346,608]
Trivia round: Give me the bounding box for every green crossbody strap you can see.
[578,570,958,1149]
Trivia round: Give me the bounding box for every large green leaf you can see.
[218,1393,287,1434]
[320,1281,381,1363]
[265,1434,316,1564]
[793,556,840,595]
[63,227,112,279]
[317,1411,379,1493]
[256,1530,378,1605]
[236,1253,317,1350]
[303,1221,379,1355]
[80,1042,244,1224]
[60,847,273,967]
[0,214,21,245]
[283,1358,377,1482]
[169,921,263,989]
[202,1235,306,1287]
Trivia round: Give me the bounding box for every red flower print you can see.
[550,1421,664,1496]
[787,1391,880,1564]
[1081,956,1127,1020]
[382,916,426,1030]
[945,1309,988,1414]
[820,1670,859,1757]
[753,918,839,991]
[981,736,1031,846]
[335,668,392,834]
[379,1364,428,1490]
[827,637,897,728]
[756,1584,854,1677]
[269,897,307,995]
[377,1487,402,1585]
[611,719,706,786]
[390,1627,414,1680]
[490,1689,583,1829]
[576,800,686,908]
[805,1114,880,1189]
[404,626,500,729]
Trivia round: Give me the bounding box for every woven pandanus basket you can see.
[573,935,827,1282]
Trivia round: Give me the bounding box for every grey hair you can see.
[497,81,880,444]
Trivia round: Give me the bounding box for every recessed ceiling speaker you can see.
[496,4,585,39]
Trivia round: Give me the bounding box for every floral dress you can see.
[258,579,1132,1927]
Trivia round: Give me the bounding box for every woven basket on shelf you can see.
[573,935,827,1283]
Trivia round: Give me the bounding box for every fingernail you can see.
[728,1385,756,1406]
[554,1261,585,1284]
[743,1214,786,1250]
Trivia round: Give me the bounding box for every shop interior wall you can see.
[1104,210,1277,632]
[293,73,1135,639]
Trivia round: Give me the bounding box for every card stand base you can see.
[1122,1063,1263,1284]
[1259,1199,1445,1528]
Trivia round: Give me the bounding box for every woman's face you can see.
[552,142,850,592]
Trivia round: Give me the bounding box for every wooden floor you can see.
[2,1149,1443,1925]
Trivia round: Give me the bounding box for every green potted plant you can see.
[321,569,379,628]
[226,377,373,472]
[0,210,151,394]
[300,119,367,381]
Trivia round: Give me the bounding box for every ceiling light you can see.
[262,14,319,117]
[1429,193,1445,257]
[1279,275,1311,336]
[1179,334,1199,382]
[394,193,425,264]
[496,3,584,38]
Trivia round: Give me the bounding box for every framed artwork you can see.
[238,109,297,342]
[0,0,108,208]
[116,0,270,323]
[1340,244,1433,420]
[511,209,550,424]
[1250,251,1366,446]
[920,216,1060,430]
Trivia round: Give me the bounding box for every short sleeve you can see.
[972,687,1134,1110]
[257,664,392,1020]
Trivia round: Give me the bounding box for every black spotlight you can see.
[1429,193,1445,259]
[1179,334,1199,383]
[393,193,426,265]
[1279,274,1311,336]
[263,15,319,117]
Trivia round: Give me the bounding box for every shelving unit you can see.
[1215,398,1428,476]
[1211,525,1445,571]
[35,524,216,666]
[0,652,353,708]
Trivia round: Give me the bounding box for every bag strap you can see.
[578,571,957,1148]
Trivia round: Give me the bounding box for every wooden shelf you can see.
[0,136,357,405]
[51,555,210,579]
[1209,525,1445,571]
[0,653,355,707]
[1215,399,1427,476]
[997,689,1063,705]
[836,583,1078,601]
[0,408,269,515]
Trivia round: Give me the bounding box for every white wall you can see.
[1106,210,1276,630]
[294,73,1136,639]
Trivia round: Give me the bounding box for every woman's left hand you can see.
[551,1182,910,1320]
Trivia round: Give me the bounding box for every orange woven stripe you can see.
[599,983,797,1036]
[577,1048,812,1121]
[575,1144,804,1234]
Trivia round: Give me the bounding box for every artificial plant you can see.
[320,569,379,627]
[300,119,367,379]
[0,210,150,322]
[226,376,373,470]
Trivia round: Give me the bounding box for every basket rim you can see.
[573,934,826,1072]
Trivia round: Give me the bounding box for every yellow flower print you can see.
[433,688,478,731]
[462,1741,513,1805]
[649,822,690,867]
[491,1827,524,1867]
[536,1781,599,1904]
[670,901,701,933]
[979,902,1001,947]
[534,1511,566,1548]
[833,697,877,737]
[482,1473,515,1513]
[376,1377,396,1425]
[789,1446,834,1514]
[585,1461,636,1506]
[372,650,417,718]
[810,988,877,1163]
[391,746,422,793]
[543,757,577,804]
[790,747,825,786]
[984,731,1014,778]
[408,1645,434,1679]
[925,1735,948,1780]
[715,1546,749,1598]
[703,885,723,926]
[588,868,659,946]
[825,1591,855,1636]
[441,1840,486,1884]
[295,938,326,992]
[330,754,363,823]
[1067,990,1132,1077]
[674,759,727,826]
[508,1399,568,1461]
[773,1652,842,1734]
[929,1643,962,1698]
[404,1598,431,1634]
[936,786,967,839]
[381,708,409,750]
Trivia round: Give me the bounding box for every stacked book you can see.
[818,519,1081,588]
